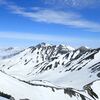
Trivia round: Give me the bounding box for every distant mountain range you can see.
[0,43,100,100]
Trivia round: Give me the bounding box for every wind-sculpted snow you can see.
[0,43,100,100]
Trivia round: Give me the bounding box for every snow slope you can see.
[0,43,100,100]
[0,71,93,100]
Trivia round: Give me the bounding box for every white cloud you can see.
[1,1,100,32]
[0,31,100,48]
[7,5,100,32]
[0,32,76,42]
[0,0,7,5]
[44,0,100,8]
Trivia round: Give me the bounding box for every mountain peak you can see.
[78,46,89,51]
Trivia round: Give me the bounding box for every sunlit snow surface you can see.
[0,44,100,100]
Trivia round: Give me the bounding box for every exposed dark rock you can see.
[45,64,52,70]
[84,85,98,100]
[80,94,86,100]
[51,57,58,61]
[54,62,59,68]
[64,53,70,59]
[77,67,82,71]
[0,91,15,100]
[30,46,36,53]
[37,52,39,54]
[51,88,55,92]
[56,45,69,55]
[24,58,32,65]
[85,52,97,60]
[78,46,89,52]
[64,88,76,97]
[97,73,100,78]
[89,62,100,73]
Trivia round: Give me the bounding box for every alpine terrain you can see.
[0,43,100,100]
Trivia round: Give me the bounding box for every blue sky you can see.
[0,0,100,48]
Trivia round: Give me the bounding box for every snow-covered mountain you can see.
[0,43,100,100]
[0,47,24,59]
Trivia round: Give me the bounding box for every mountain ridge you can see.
[0,43,100,100]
